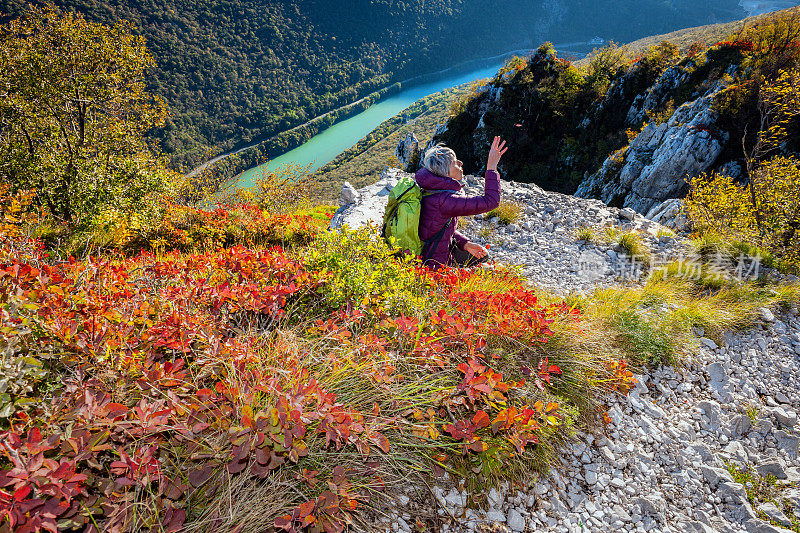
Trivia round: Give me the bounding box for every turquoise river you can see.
[238,44,592,185]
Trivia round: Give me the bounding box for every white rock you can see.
[701,465,733,488]
[757,459,787,479]
[767,406,797,427]
[774,430,800,459]
[700,337,718,350]
[507,508,526,532]
[338,181,360,206]
[757,501,793,527]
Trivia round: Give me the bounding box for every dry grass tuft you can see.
[486,201,522,225]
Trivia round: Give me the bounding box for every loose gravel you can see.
[335,171,800,533]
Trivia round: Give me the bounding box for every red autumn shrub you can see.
[0,208,635,531]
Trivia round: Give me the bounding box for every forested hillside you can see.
[313,14,756,193]
[0,0,747,170]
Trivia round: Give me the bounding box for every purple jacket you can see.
[415,167,501,267]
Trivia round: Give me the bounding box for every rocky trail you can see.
[332,168,690,295]
[331,170,800,533]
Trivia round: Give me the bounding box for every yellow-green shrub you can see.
[486,200,522,225]
[301,226,433,314]
[685,155,800,272]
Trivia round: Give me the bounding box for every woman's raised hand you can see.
[486,136,508,171]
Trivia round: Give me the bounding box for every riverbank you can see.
[185,82,401,183]
[185,44,592,186]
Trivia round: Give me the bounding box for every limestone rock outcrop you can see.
[338,181,360,206]
[625,65,691,126]
[423,124,447,154]
[395,132,420,171]
[576,85,729,214]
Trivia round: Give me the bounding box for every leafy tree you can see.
[582,41,630,95]
[686,69,800,271]
[0,4,173,226]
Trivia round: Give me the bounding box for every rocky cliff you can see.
[428,38,790,218]
[575,81,730,213]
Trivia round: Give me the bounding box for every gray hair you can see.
[423,143,457,177]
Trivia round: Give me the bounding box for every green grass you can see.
[602,227,651,265]
[745,403,760,425]
[563,264,800,367]
[486,201,522,225]
[727,462,800,532]
[294,204,338,221]
[617,232,651,265]
[603,226,624,242]
[478,226,495,239]
[575,226,597,243]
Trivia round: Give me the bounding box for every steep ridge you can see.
[311,14,759,195]
[333,171,800,533]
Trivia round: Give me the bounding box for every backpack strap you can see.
[421,217,453,264]
[419,188,458,265]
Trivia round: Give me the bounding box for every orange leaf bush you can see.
[0,206,637,531]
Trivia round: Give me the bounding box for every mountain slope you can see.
[433,7,800,211]
[1,0,748,169]
[313,13,760,197]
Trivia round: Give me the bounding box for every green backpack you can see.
[381,175,451,258]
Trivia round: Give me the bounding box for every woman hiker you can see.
[416,136,508,268]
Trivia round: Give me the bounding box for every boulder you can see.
[646,198,689,232]
[766,405,797,427]
[758,502,793,528]
[718,160,745,182]
[757,459,788,479]
[338,181,360,206]
[395,132,420,171]
[729,414,753,438]
[774,430,800,459]
[634,496,666,523]
[701,465,734,487]
[577,85,729,214]
[330,168,403,230]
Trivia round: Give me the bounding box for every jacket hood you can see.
[414,168,462,193]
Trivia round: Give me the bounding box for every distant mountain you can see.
[0,0,749,169]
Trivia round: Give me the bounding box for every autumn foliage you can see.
[686,68,800,272]
[0,203,640,531]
